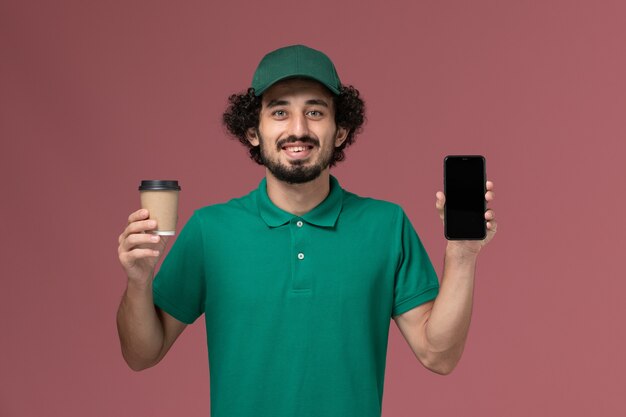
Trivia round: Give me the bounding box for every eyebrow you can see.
[306,99,329,108]
[266,99,330,108]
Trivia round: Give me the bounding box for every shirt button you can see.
[296,220,303,227]
[297,253,305,260]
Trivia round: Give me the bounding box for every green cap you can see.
[251,45,341,96]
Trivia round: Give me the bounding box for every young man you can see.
[117,45,497,417]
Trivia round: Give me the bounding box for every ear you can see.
[334,127,349,147]
[246,128,260,147]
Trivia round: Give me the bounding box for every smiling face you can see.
[246,78,348,184]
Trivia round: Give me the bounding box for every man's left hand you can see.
[435,180,497,255]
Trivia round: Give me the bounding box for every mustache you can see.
[276,136,320,151]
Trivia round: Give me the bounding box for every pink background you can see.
[1,1,624,416]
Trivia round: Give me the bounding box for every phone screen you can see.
[444,155,486,240]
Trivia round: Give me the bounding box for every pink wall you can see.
[2,1,624,416]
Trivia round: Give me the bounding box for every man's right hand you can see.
[117,209,186,371]
[118,209,168,285]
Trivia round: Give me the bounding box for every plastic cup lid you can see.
[138,180,181,191]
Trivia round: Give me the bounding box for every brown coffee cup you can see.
[139,180,181,235]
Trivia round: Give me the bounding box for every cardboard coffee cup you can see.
[139,180,181,235]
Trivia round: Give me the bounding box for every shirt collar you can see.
[257,175,344,228]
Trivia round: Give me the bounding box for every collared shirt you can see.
[153,175,439,417]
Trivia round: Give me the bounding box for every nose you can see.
[286,112,310,138]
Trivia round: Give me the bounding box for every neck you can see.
[265,169,331,216]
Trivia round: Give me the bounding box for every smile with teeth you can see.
[283,146,311,152]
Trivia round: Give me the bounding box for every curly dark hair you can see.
[222,83,366,166]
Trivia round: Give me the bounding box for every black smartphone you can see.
[444,155,486,240]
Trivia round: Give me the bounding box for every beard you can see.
[257,132,335,184]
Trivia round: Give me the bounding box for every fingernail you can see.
[150,235,159,242]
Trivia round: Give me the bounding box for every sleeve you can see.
[391,207,440,318]
[152,211,206,324]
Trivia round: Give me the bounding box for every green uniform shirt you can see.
[153,175,440,417]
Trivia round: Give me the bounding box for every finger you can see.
[486,180,494,191]
[128,209,150,225]
[485,209,495,220]
[121,219,158,241]
[120,232,160,253]
[120,248,161,265]
[128,219,157,234]
[485,191,494,202]
[435,191,446,210]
